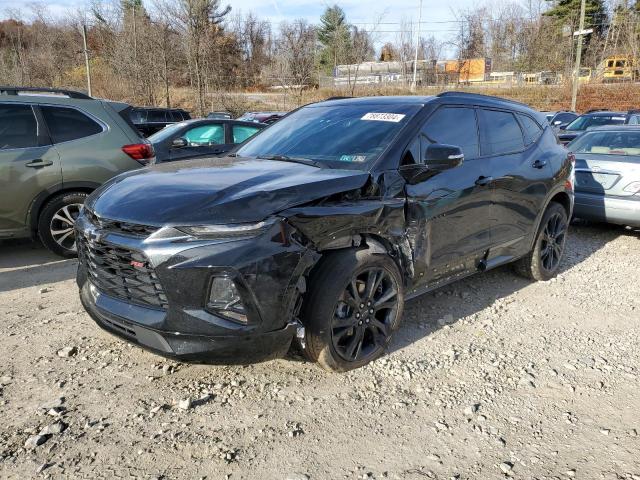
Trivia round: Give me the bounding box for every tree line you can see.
[1,0,640,114]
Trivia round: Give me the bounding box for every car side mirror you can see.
[171,137,187,148]
[424,144,464,171]
[559,124,567,130]
[399,144,463,184]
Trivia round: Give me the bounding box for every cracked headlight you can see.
[178,218,276,239]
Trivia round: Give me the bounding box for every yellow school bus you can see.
[602,56,637,82]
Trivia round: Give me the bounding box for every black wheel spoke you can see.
[330,266,400,364]
[345,327,364,360]
[333,315,356,329]
[374,288,397,308]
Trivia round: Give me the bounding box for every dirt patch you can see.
[0,223,639,479]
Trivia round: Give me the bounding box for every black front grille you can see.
[78,237,168,310]
[86,210,158,237]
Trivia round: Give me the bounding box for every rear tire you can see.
[514,202,568,281]
[38,192,88,258]
[301,248,404,372]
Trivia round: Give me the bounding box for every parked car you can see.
[76,92,573,371]
[557,111,627,145]
[149,119,265,163]
[624,109,640,125]
[207,112,232,119]
[130,107,191,137]
[237,111,286,124]
[0,86,152,257]
[568,126,640,227]
[547,110,579,129]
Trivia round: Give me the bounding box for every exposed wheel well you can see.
[30,186,95,235]
[549,191,572,218]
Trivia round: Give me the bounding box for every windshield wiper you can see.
[257,154,322,168]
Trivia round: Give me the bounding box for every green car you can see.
[0,87,153,257]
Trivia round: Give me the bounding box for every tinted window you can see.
[0,104,39,149]
[232,125,261,143]
[568,130,640,158]
[147,110,167,122]
[41,106,102,143]
[554,112,577,124]
[184,124,224,145]
[130,109,146,123]
[567,115,626,131]
[518,114,543,145]
[421,106,479,159]
[479,109,524,155]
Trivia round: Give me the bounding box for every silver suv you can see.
[0,86,153,257]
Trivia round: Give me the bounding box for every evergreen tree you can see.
[317,5,351,73]
[544,0,608,35]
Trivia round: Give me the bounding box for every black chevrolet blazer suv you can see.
[76,92,574,372]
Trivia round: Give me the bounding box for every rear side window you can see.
[130,109,146,123]
[518,114,543,145]
[184,124,224,145]
[479,109,524,155]
[0,104,39,149]
[41,106,103,143]
[554,112,576,124]
[232,125,261,143]
[147,110,167,122]
[421,106,479,159]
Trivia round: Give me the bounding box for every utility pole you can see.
[411,0,423,92]
[571,0,587,111]
[81,24,92,97]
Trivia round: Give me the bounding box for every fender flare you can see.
[527,186,574,251]
[28,181,100,236]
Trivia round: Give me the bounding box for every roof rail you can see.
[436,91,530,108]
[0,86,92,99]
[324,96,353,101]
[585,108,609,113]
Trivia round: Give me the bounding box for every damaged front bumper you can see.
[75,213,315,363]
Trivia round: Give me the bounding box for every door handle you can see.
[475,175,493,186]
[532,159,547,169]
[25,159,53,168]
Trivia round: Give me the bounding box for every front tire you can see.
[301,248,404,372]
[38,192,88,258]
[514,202,568,281]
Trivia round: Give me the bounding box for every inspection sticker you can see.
[361,112,406,122]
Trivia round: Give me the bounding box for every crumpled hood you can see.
[85,157,370,225]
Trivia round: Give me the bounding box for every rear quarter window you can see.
[517,114,543,145]
[41,106,103,143]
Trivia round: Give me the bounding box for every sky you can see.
[0,0,488,59]
[0,0,476,45]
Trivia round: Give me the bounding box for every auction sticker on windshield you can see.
[361,112,406,122]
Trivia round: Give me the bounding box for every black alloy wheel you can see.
[331,268,400,363]
[301,247,405,372]
[539,211,567,272]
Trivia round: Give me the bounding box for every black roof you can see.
[581,110,626,116]
[578,125,640,132]
[177,118,267,127]
[132,106,189,112]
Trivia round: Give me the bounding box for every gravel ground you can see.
[0,222,639,480]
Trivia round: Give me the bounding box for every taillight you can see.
[122,143,155,165]
[566,153,576,191]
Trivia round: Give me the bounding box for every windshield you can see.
[148,122,190,143]
[568,130,640,157]
[566,114,626,131]
[236,103,422,168]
